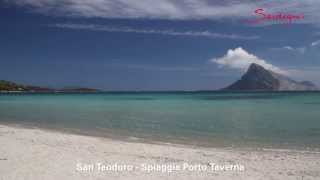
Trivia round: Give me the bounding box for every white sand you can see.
[0,124,320,180]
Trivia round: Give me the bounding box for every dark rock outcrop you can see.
[223,63,318,91]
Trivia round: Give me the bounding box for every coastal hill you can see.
[0,80,99,92]
[0,80,53,92]
[59,87,100,93]
[223,63,318,91]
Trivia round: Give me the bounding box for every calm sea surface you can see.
[1,92,320,149]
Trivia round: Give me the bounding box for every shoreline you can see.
[1,124,320,180]
[2,121,320,153]
[3,121,320,152]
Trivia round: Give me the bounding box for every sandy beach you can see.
[0,124,320,180]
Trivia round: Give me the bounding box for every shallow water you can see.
[1,92,320,149]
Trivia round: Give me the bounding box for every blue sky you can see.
[1,0,320,90]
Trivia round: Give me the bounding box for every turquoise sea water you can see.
[1,92,320,149]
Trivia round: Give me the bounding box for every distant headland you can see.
[0,80,100,93]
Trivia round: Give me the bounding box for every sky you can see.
[1,0,320,91]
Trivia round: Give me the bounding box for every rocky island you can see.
[223,63,318,91]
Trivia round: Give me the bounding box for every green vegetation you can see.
[0,80,26,91]
[0,80,53,92]
[0,80,99,92]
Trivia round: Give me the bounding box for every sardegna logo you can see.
[244,8,304,25]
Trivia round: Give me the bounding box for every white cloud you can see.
[211,47,287,75]
[311,40,320,46]
[50,23,259,40]
[4,0,320,25]
[271,46,306,54]
[283,46,294,50]
[4,0,254,19]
